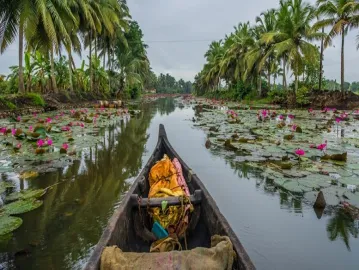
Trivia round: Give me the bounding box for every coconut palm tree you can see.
[314,0,359,94]
[0,0,38,93]
[262,0,323,93]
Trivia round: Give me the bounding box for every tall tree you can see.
[314,0,359,94]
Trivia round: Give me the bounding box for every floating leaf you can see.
[19,171,39,180]
[5,189,46,203]
[0,215,23,235]
[4,198,43,215]
[0,181,15,194]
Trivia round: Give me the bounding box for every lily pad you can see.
[3,198,43,215]
[5,189,46,202]
[0,181,15,194]
[19,171,39,180]
[0,215,23,235]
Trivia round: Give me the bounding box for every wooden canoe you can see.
[85,124,255,270]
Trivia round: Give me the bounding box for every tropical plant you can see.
[314,0,359,93]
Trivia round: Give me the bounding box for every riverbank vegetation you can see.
[193,0,359,107]
[0,0,191,107]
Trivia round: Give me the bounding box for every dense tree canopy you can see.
[0,0,155,98]
[194,0,359,100]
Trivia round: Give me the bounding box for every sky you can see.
[1,0,359,83]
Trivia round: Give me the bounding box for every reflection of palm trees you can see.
[156,98,176,115]
[8,105,156,268]
[327,209,359,251]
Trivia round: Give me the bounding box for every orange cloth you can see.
[148,155,184,198]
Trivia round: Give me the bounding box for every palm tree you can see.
[0,0,37,93]
[314,0,359,94]
[327,209,358,251]
[262,0,322,93]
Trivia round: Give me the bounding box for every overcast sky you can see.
[1,0,359,83]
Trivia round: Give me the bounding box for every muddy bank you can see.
[0,93,119,118]
[307,91,359,110]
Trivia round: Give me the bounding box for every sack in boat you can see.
[100,235,234,270]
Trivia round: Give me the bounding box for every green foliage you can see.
[26,93,45,106]
[296,86,310,106]
[0,96,17,110]
[155,73,193,94]
[268,89,287,104]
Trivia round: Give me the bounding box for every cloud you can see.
[1,0,359,83]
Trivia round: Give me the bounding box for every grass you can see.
[0,96,17,110]
[25,93,46,107]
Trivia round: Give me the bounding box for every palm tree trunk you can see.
[103,51,106,69]
[18,23,25,93]
[282,58,287,90]
[267,72,271,91]
[319,27,324,91]
[341,28,345,94]
[50,46,58,93]
[258,75,262,96]
[90,30,93,93]
[68,49,74,92]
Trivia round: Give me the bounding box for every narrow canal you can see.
[1,98,358,270]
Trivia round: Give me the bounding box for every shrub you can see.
[0,96,17,110]
[296,86,310,106]
[26,93,45,106]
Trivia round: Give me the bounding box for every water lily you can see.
[80,123,85,128]
[295,149,305,156]
[291,125,297,132]
[288,114,295,119]
[11,128,16,136]
[16,116,21,122]
[279,115,284,120]
[55,115,59,120]
[29,126,33,132]
[37,139,45,147]
[61,126,70,131]
[46,139,53,146]
[16,142,22,149]
[335,117,342,124]
[0,127,7,135]
[46,117,52,124]
[33,113,37,118]
[62,143,69,150]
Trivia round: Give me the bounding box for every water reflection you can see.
[327,209,359,251]
[1,104,155,269]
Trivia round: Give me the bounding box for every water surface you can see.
[1,98,358,270]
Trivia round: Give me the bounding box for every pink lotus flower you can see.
[308,108,313,113]
[261,110,268,118]
[11,128,16,136]
[288,114,295,119]
[37,139,45,148]
[80,123,85,128]
[16,116,21,122]
[70,109,75,114]
[279,115,284,120]
[33,113,37,118]
[46,139,53,146]
[16,143,22,149]
[0,127,7,135]
[46,117,52,123]
[336,117,342,124]
[61,126,70,131]
[29,126,33,132]
[55,115,59,120]
[316,140,327,151]
[291,125,297,132]
[62,143,69,150]
[295,149,305,156]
